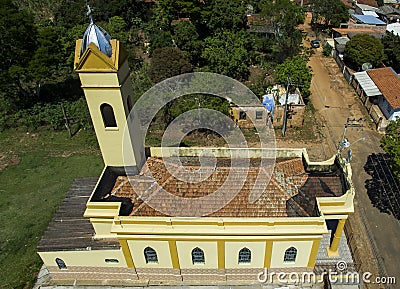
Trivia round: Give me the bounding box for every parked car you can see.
[311,39,320,48]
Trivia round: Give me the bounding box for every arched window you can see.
[284,247,297,262]
[144,247,158,263]
[238,247,251,264]
[55,258,67,269]
[100,103,117,128]
[191,247,205,264]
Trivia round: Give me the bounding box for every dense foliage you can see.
[381,118,400,179]
[2,0,315,131]
[344,34,384,69]
[274,56,313,97]
[310,0,349,27]
[382,31,400,73]
[259,0,306,61]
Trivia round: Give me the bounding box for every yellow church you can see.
[37,19,355,286]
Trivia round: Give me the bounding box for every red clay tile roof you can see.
[111,157,343,217]
[367,67,400,109]
[358,0,378,7]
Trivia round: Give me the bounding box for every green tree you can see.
[310,0,348,27]
[274,56,313,97]
[91,0,151,25]
[157,0,196,26]
[202,30,252,80]
[259,0,305,61]
[0,0,37,111]
[149,29,173,55]
[172,20,202,64]
[344,34,384,69]
[381,118,400,179]
[382,31,400,73]
[148,47,192,83]
[207,0,247,32]
[29,26,63,87]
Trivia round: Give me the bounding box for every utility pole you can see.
[337,118,364,155]
[281,77,292,137]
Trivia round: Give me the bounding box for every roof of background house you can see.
[384,0,400,4]
[367,68,400,109]
[333,27,380,35]
[111,157,344,218]
[362,10,379,17]
[352,14,387,25]
[387,21,400,35]
[356,3,379,11]
[377,5,400,15]
[357,0,379,7]
[341,0,354,8]
[334,36,351,45]
[353,71,381,96]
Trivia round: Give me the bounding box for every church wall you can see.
[225,241,265,269]
[128,240,173,268]
[38,249,127,268]
[176,241,218,269]
[270,240,313,268]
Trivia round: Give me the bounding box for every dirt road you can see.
[301,18,400,289]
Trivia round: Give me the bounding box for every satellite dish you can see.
[361,63,373,71]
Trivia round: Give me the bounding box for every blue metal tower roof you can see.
[81,6,112,57]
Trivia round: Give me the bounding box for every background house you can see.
[351,67,400,130]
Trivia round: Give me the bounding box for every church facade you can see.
[37,21,355,286]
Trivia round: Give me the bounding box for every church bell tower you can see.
[74,10,144,168]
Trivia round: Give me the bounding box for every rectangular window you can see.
[256,111,263,120]
[239,111,247,120]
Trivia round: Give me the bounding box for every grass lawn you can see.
[0,128,103,289]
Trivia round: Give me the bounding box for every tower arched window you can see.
[191,247,205,264]
[144,247,158,263]
[55,258,67,269]
[100,103,117,128]
[238,247,251,264]
[284,247,297,262]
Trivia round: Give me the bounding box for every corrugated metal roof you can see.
[334,36,350,45]
[353,71,382,96]
[362,10,379,17]
[356,3,379,11]
[352,14,386,25]
[387,22,400,36]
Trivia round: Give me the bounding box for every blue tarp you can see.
[352,14,386,25]
[262,94,274,114]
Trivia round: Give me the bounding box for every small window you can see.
[144,247,158,263]
[191,247,205,264]
[238,247,251,264]
[256,110,263,120]
[276,117,281,122]
[105,258,119,263]
[100,103,117,128]
[284,247,297,262]
[56,258,67,269]
[239,111,247,120]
